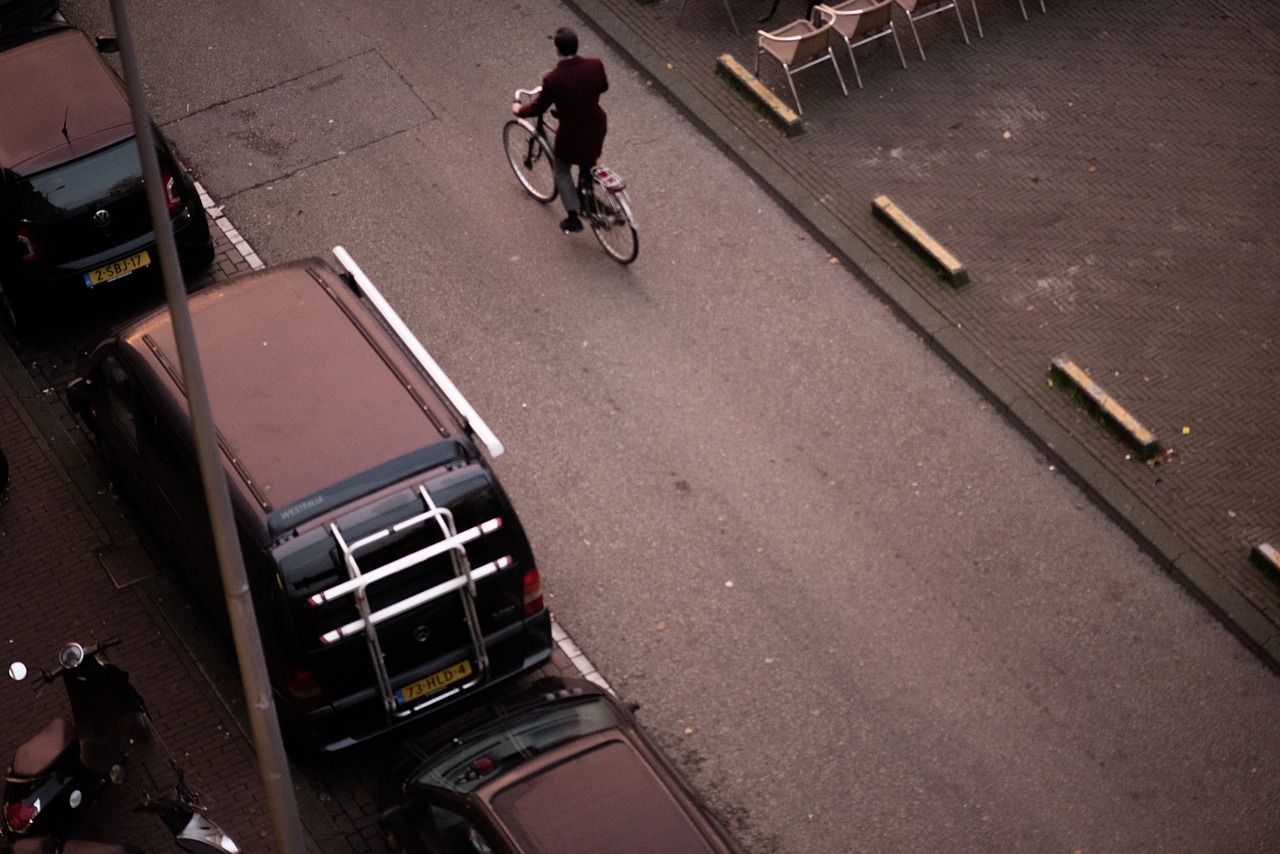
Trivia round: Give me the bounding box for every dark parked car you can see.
[377,677,742,854]
[0,0,58,30]
[67,249,552,752]
[0,21,212,327]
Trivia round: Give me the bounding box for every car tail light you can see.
[163,170,182,214]
[5,799,37,833]
[17,224,38,262]
[283,667,327,712]
[522,567,544,617]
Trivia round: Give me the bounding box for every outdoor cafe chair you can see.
[756,17,848,115]
[894,0,980,60]
[813,0,906,89]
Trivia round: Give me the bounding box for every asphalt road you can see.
[59,1,1280,851]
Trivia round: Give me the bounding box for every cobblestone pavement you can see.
[568,0,1280,662]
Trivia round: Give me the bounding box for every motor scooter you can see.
[5,758,240,853]
[132,762,241,853]
[3,639,147,840]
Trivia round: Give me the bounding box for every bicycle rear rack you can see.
[311,484,506,720]
[591,165,626,192]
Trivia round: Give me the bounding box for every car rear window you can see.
[493,739,720,854]
[16,138,141,219]
[415,698,618,794]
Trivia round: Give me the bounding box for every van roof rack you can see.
[331,246,505,459]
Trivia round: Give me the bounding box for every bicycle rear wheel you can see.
[587,181,638,265]
[503,120,557,203]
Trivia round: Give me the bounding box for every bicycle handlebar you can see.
[513,86,542,104]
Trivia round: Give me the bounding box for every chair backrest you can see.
[759,20,835,66]
[818,0,895,38]
[790,21,836,65]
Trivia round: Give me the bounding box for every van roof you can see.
[0,26,135,176]
[119,259,467,538]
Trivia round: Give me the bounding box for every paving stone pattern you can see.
[578,0,1280,645]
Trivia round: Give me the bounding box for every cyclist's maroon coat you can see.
[517,55,608,167]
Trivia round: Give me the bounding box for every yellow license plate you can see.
[84,250,151,288]
[397,660,472,705]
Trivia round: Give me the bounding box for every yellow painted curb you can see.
[872,195,968,286]
[1051,356,1160,458]
[716,53,803,136]
[1252,543,1280,583]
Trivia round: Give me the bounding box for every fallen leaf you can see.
[1088,165,1097,173]
[1002,130,1012,140]
[684,727,695,736]
[656,621,666,631]
[1182,426,1191,434]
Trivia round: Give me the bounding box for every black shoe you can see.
[560,214,583,233]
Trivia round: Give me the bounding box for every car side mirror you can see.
[95,36,119,54]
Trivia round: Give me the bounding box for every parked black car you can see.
[0,0,58,30]
[378,677,742,854]
[67,249,552,752]
[0,21,212,327]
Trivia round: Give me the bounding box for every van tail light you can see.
[5,799,37,833]
[163,170,182,214]
[283,667,327,712]
[522,567,545,617]
[17,224,38,262]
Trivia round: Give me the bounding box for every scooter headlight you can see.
[58,643,85,669]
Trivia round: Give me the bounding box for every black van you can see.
[67,249,552,751]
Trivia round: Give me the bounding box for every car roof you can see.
[484,731,729,854]
[115,258,465,537]
[0,25,134,175]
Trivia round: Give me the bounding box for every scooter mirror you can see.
[8,662,27,682]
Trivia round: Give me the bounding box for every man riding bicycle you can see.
[512,27,608,233]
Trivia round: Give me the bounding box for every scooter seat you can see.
[11,717,76,777]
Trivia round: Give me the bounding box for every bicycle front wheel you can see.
[503,120,557,203]
[588,181,638,265]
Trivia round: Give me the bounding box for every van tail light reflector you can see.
[163,171,182,214]
[17,224,38,262]
[284,667,327,711]
[522,567,544,617]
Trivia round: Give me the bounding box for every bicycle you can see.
[504,87,639,265]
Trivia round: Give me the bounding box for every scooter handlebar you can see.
[32,637,124,686]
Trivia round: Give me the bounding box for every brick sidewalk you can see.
[569,0,1280,665]
[0,334,294,850]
